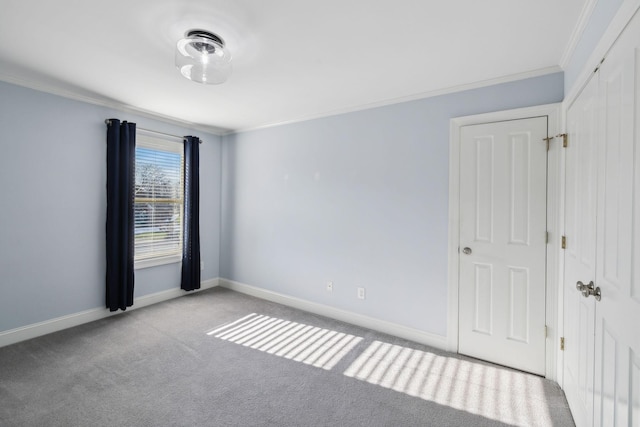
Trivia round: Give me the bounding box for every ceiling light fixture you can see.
[175,29,232,84]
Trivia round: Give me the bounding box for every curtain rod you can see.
[104,120,202,143]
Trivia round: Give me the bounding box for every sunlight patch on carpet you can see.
[207,313,362,370]
[343,340,553,426]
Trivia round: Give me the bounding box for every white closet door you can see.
[593,10,640,426]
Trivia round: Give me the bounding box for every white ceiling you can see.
[0,0,588,134]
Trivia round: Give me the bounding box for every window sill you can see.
[135,255,182,270]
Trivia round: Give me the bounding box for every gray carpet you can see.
[0,287,574,426]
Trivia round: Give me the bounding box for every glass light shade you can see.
[175,35,232,84]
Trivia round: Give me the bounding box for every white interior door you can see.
[458,117,548,376]
[563,74,599,427]
[593,12,640,425]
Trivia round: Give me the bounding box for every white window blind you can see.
[134,132,184,265]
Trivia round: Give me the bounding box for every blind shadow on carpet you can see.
[205,309,572,427]
[0,287,574,426]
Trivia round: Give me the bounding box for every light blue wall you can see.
[564,0,624,95]
[0,81,222,333]
[221,72,564,336]
[3,0,626,339]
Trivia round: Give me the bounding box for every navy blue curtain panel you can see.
[181,136,201,291]
[106,119,136,311]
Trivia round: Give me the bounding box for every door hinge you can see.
[546,231,549,244]
[560,337,565,351]
[544,134,567,148]
[594,57,606,73]
[556,133,568,148]
[561,235,567,249]
[545,325,548,338]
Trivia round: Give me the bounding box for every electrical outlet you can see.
[357,287,365,300]
[326,281,333,292]
[200,261,204,271]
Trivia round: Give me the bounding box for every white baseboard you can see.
[219,278,448,351]
[0,278,219,348]
[2,278,448,351]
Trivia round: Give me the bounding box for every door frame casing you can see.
[447,103,563,381]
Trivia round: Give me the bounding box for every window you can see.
[134,131,184,268]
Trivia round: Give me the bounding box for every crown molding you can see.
[229,66,563,135]
[1,64,562,137]
[559,0,599,69]
[0,72,230,136]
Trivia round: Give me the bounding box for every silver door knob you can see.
[578,281,594,297]
[583,281,602,301]
[577,281,601,301]
[462,247,472,255]
[580,281,593,298]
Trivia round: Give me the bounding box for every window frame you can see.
[134,130,184,270]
